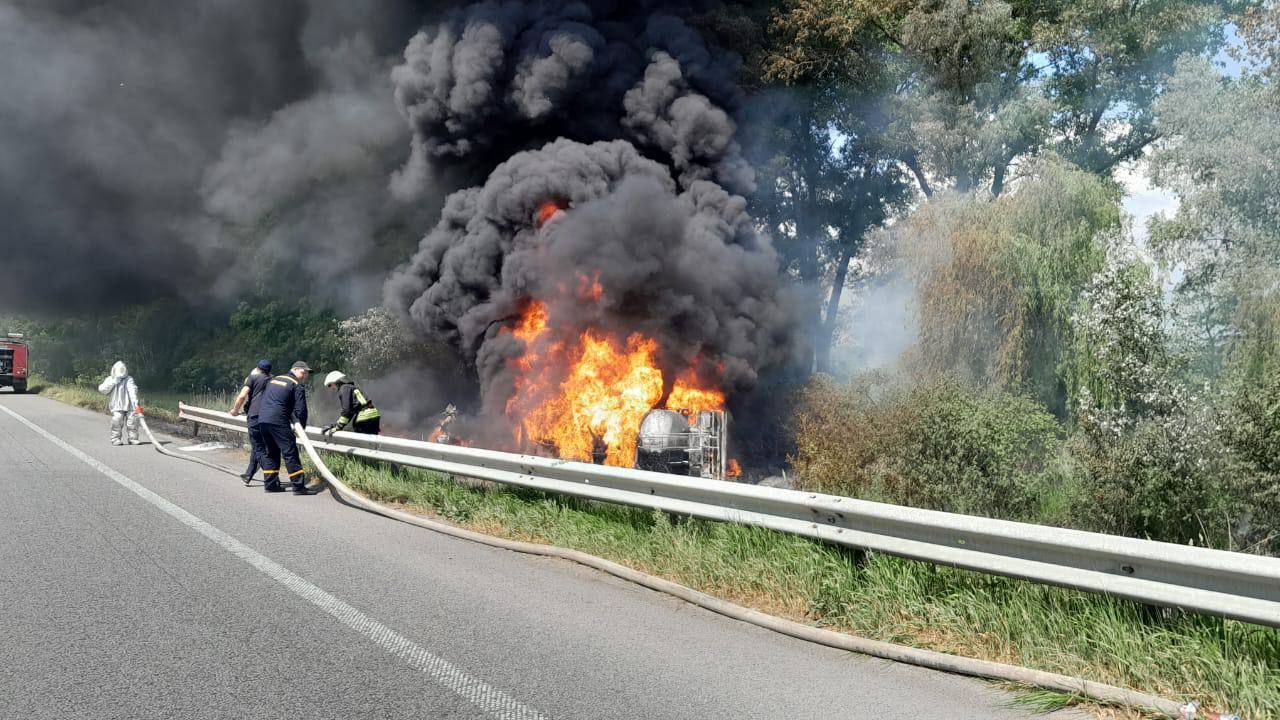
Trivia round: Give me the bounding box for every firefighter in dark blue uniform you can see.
[229,359,273,485]
[256,360,315,494]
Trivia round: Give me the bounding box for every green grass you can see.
[321,454,1280,720]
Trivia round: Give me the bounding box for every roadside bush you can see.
[339,306,462,380]
[1068,387,1278,555]
[1069,407,1235,547]
[1221,370,1280,553]
[132,299,343,393]
[792,373,1062,520]
[7,299,346,394]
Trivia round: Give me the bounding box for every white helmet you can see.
[112,361,128,378]
[324,371,347,386]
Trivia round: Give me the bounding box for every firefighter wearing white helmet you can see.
[97,360,142,446]
[321,371,381,436]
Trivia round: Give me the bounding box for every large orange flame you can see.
[667,374,726,417]
[504,300,726,466]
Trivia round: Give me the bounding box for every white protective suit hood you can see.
[99,362,139,413]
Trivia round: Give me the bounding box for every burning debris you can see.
[385,1,798,476]
[504,297,727,469]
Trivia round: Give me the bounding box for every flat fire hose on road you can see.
[141,416,1206,719]
[140,416,240,475]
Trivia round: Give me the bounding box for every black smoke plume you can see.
[2,0,800,445]
[384,1,797,428]
[389,1,753,197]
[0,0,431,314]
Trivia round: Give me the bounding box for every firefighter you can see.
[256,361,315,494]
[320,371,381,436]
[229,359,272,485]
[97,361,141,446]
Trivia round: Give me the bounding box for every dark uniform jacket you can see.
[243,372,272,420]
[257,373,308,427]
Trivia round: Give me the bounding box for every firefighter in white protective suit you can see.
[98,361,142,446]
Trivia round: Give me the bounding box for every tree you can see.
[1072,235,1183,420]
[764,0,1243,197]
[1148,48,1280,382]
[718,3,910,375]
[1038,0,1246,175]
[1064,237,1247,547]
[745,89,911,373]
[340,306,463,380]
[883,157,1121,415]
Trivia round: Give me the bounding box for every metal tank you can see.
[634,409,693,475]
[634,408,728,480]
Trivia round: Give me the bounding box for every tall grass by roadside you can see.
[322,453,1279,719]
[27,375,233,425]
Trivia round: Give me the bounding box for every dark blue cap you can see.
[257,359,272,372]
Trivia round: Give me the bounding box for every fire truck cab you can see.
[1,333,29,393]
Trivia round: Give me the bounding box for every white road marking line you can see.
[0,403,547,720]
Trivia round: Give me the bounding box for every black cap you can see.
[291,361,312,372]
[257,359,272,372]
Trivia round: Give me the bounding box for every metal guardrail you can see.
[179,403,1280,628]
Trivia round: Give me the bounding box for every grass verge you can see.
[321,453,1279,720]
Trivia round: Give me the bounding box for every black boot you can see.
[243,455,259,486]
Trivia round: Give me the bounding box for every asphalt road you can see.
[0,392,1085,719]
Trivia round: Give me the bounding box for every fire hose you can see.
[139,416,243,475]
[140,416,1211,720]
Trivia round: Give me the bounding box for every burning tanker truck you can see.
[384,2,797,480]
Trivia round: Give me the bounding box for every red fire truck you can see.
[1,333,29,394]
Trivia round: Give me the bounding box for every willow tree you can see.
[885,158,1122,415]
